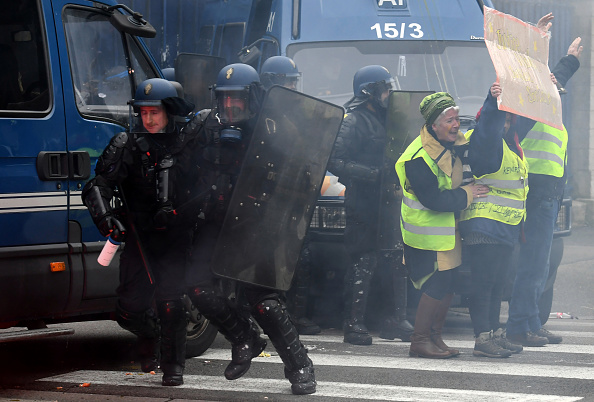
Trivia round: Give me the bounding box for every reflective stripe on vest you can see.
[521,122,567,177]
[460,130,528,225]
[396,135,456,251]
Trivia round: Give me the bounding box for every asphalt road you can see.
[0,225,593,401]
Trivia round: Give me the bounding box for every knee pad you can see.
[252,298,283,322]
[115,302,159,339]
[157,299,186,329]
[188,287,228,319]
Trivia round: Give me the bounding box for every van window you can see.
[0,2,50,114]
[290,41,495,119]
[63,7,158,127]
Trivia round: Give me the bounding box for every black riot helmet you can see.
[131,78,193,115]
[129,78,194,133]
[214,63,261,125]
[132,78,178,107]
[344,65,397,111]
[260,56,302,91]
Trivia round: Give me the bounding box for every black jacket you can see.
[91,123,201,233]
[327,104,389,253]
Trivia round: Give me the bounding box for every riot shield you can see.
[378,90,433,251]
[211,86,344,290]
[174,54,226,112]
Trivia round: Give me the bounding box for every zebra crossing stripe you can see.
[39,371,581,402]
[194,348,594,380]
[299,334,594,354]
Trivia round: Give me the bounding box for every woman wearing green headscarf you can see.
[395,92,488,359]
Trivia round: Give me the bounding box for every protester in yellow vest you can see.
[459,82,534,358]
[507,36,581,347]
[396,92,489,359]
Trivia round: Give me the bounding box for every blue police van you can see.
[0,0,217,354]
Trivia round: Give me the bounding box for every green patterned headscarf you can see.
[419,92,457,127]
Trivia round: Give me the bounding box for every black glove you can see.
[153,205,175,230]
[97,214,126,241]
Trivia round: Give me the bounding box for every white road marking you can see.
[39,371,582,402]
[194,348,594,380]
[298,334,594,354]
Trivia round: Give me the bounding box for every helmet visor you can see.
[262,73,303,92]
[129,104,171,134]
[378,77,398,93]
[216,90,251,124]
[377,77,398,108]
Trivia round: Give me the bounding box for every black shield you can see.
[378,91,433,251]
[211,86,344,290]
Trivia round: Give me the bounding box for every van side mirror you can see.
[238,45,262,65]
[237,38,280,66]
[105,4,156,38]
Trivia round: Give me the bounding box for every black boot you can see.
[343,319,372,345]
[158,299,187,386]
[137,336,161,372]
[378,256,414,341]
[343,254,375,345]
[223,318,267,380]
[189,288,267,380]
[379,314,414,342]
[252,298,316,395]
[115,303,160,373]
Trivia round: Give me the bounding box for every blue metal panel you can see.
[0,0,69,247]
[121,0,252,67]
[121,0,496,68]
[178,0,203,59]
[287,0,486,43]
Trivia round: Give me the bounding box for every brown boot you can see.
[409,293,452,359]
[430,294,460,356]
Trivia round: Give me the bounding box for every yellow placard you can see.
[484,6,563,129]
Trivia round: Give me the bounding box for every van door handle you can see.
[69,151,91,180]
[37,151,69,180]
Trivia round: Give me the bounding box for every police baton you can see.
[117,183,156,285]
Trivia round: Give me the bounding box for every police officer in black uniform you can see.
[186,63,316,395]
[82,78,198,386]
[259,56,321,335]
[328,65,414,345]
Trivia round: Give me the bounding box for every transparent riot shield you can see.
[174,54,226,112]
[211,86,344,290]
[378,91,433,251]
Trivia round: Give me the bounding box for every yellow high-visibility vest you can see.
[460,129,529,225]
[521,122,567,178]
[396,136,456,251]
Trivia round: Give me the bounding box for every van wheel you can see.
[184,296,218,358]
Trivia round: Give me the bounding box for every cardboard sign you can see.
[484,6,563,129]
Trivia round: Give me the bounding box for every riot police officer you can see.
[259,56,321,335]
[186,63,316,395]
[82,78,197,386]
[328,65,414,345]
[260,55,302,91]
